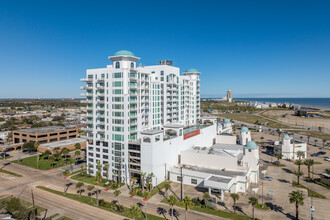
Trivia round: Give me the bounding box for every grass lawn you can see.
[12,155,76,170]
[313,161,322,165]
[0,168,22,177]
[161,198,251,220]
[292,181,326,199]
[255,204,271,210]
[37,186,164,220]
[218,113,292,129]
[0,156,13,160]
[269,164,286,167]
[130,181,169,198]
[45,213,60,220]
[70,173,123,190]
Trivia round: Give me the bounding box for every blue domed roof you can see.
[241,126,249,132]
[283,134,290,140]
[114,50,135,56]
[185,68,199,73]
[224,119,231,124]
[244,141,258,149]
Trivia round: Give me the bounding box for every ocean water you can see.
[237,98,330,109]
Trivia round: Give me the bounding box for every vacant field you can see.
[218,113,292,129]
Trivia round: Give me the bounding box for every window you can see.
[177,176,182,182]
[143,137,151,143]
[113,72,122,78]
[131,62,134,68]
[155,135,160,142]
[112,81,123,87]
[191,178,197,184]
[115,62,120,69]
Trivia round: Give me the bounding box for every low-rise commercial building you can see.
[274,134,307,159]
[12,126,78,144]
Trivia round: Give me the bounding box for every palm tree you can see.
[300,136,303,142]
[164,181,171,198]
[307,135,310,144]
[49,155,55,168]
[296,151,305,160]
[62,148,70,164]
[274,152,282,161]
[183,196,192,220]
[248,196,258,220]
[314,139,318,146]
[230,193,239,214]
[294,159,303,172]
[168,195,177,220]
[289,190,304,220]
[129,204,141,220]
[203,192,211,208]
[62,170,70,194]
[74,150,81,160]
[95,161,103,206]
[141,172,146,192]
[113,189,121,205]
[143,191,151,220]
[87,185,94,202]
[293,170,304,185]
[104,163,109,180]
[75,182,84,197]
[276,129,282,141]
[74,143,81,150]
[325,168,330,175]
[34,142,40,169]
[318,126,322,133]
[322,139,327,148]
[80,164,84,174]
[260,137,264,146]
[304,159,314,178]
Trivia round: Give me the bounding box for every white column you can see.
[221,190,224,200]
[208,187,211,195]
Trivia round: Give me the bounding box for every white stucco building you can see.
[275,134,307,160]
[81,50,201,183]
[239,126,251,145]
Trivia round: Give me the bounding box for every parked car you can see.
[273,161,280,165]
[318,151,326,155]
[262,176,273,181]
[324,157,330,162]
[311,153,319,157]
[0,153,10,158]
[74,160,85,165]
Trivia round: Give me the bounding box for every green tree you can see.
[75,182,84,197]
[183,196,192,220]
[62,170,70,194]
[80,164,84,174]
[104,163,109,179]
[274,152,282,161]
[294,159,303,172]
[248,196,258,220]
[324,168,330,175]
[203,192,211,208]
[61,148,70,164]
[230,193,239,214]
[314,139,318,146]
[143,191,151,220]
[304,159,314,178]
[49,155,56,168]
[168,195,177,220]
[74,143,81,150]
[276,129,282,140]
[22,141,35,152]
[322,139,327,148]
[293,170,304,185]
[141,172,146,192]
[75,150,81,160]
[164,181,171,198]
[129,204,141,220]
[43,149,52,160]
[114,189,121,205]
[296,151,305,160]
[87,185,95,202]
[289,190,304,220]
[260,136,264,146]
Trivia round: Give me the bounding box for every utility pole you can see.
[180,166,183,201]
[31,189,36,220]
[261,182,264,206]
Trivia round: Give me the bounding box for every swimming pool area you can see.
[183,125,206,134]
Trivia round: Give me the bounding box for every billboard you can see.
[183,129,200,140]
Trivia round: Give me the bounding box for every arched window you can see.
[131,62,134,68]
[115,62,120,69]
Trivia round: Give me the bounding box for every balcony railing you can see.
[80,78,93,82]
[81,86,93,90]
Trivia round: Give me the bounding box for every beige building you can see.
[12,126,78,144]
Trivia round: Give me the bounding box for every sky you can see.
[0,0,330,98]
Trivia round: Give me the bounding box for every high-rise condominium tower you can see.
[80,50,200,183]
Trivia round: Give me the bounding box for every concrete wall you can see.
[216,134,236,144]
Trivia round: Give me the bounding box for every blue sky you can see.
[0,0,329,98]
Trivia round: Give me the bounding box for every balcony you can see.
[98,93,105,97]
[81,100,93,104]
[81,86,93,90]
[97,100,105,104]
[98,77,105,82]
[96,85,105,90]
[80,78,93,82]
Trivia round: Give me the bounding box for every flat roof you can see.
[186,143,243,158]
[207,175,232,184]
[14,126,76,134]
[164,124,184,128]
[183,165,247,177]
[40,138,85,149]
[140,129,163,135]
